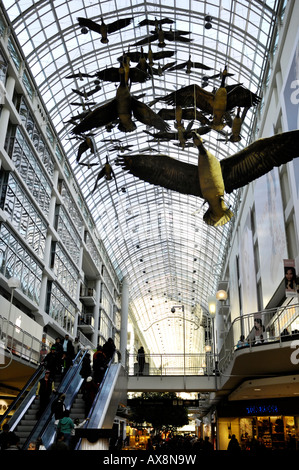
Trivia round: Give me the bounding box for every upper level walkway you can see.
[2,303,299,404]
[127,302,299,402]
[127,336,299,394]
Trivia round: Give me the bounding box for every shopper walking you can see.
[35,371,55,418]
[57,410,74,447]
[227,434,241,453]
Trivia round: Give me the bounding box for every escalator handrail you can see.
[86,358,113,423]
[74,358,113,450]
[0,362,45,428]
[21,349,87,449]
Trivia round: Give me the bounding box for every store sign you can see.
[245,404,279,415]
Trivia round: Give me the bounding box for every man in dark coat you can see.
[43,347,58,379]
[61,335,75,374]
[102,338,116,362]
[36,371,55,418]
[137,346,145,375]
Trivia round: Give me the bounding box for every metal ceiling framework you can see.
[2,0,284,357]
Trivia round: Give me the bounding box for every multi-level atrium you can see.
[2,0,284,357]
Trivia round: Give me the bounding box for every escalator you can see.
[75,361,128,450]
[0,362,45,448]
[1,351,127,450]
[0,350,88,449]
[21,349,88,449]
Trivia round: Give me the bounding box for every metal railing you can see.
[128,353,217,377]
[218,302,299,371]
[0,314,46,366]
[2,303,298,384]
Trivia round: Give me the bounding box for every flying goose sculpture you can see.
[116,129,299,226]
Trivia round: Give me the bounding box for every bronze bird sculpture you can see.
[91,156,118,194]
[71,134,97,163]
[138,17,175,29]
[109,144,133,153]
[200,69,235,86]
[116,129,299,227]
[117,48,175,65]
[71,67,170,135]
[158,77,260,131]
[65,70,97,80]
[78,161,100,169]
[168,55,212,74]
[133,24,192,48]
[174,106,194,149]
[77,16,133,43]
[151,61,177,76]
[217,107,249,143]
[95,63,149,85]
[135,47,151,74]
[72,85,101,99]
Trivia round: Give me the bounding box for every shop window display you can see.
[239,416,297,450]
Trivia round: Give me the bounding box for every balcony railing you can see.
[0,314,46,366]
[128,353,217,377]
[80,287,95,298]
[218,302,299,371]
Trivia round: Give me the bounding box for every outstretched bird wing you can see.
[117,50,175,62]
[71,100,118,135]
[138,18,174,27]
[106,17,133,33]
[132,34,159,46]
[77,17,132,34]
[96,67,121,82]
[160,84,214,114]
[65,72,96,79]
[226,84,261,110]
[131,97,170,132]
[77,17,102,33]
[91,166,107,193]
[221,130,299,194]
[168,61,211,72]
[116,153,203,197]
[96,66,149,83]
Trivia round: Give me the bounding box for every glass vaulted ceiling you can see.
[3,0,283,356]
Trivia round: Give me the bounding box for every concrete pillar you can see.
[120,277,129,366]
[92,277,102,347]
[0,76,15,149]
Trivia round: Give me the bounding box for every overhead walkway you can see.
[126,306,299,419]
[128,374,219,393]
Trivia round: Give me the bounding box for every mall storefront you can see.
[216,397,299,451]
